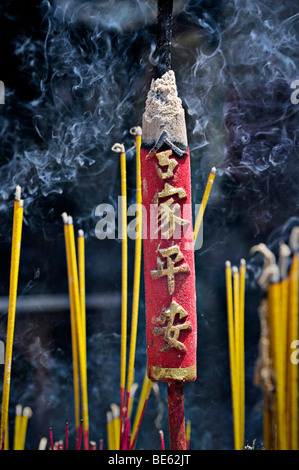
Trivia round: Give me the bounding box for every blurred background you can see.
[0,0,298,450]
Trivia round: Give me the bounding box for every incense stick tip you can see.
[225,260,231,268]
[112,143,125,154]
[279,242,291,258]
[16,404,23,415]
[15,185,21,201]
[211,167,217,174]
[23,406,33,418]
[68,215,73,225]
[110,403,120,418]
[240,258,246,266]
[78,229,84,237]
[232,266,238,274]
[38,437,48,450]
[130,126,142,136]
[61,212,68,225]
[289,226,299,252]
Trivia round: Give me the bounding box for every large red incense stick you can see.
[140,0,197,450]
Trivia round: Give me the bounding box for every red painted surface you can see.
[141,146,197,382]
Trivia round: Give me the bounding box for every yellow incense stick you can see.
[13,404,22,450]
[68,217,89,447]
[18,407,32,450]
[288,252,298,449]
[4,421,9,450]
[239,259,246,447]
[128,383,138,419]
[225,261,238,449]
[78,230,86,355]
[268,268,287,450]
[193,167,216,243]
[78,229,87,402]
[0,186,24,449]
[106,412,113,450]
[186,420,191,449]
[279,243,290,447]
[233,266,242,450]
[111,403,120,450]
[126,129,142,408]
[130,371,152,449]
[120,147,128,416]
[62,214,81,437]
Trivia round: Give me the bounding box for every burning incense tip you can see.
[289,227,299,252]
[112,143,125,154]
[142,70,188,147]
[78,229,84,238]
[61,212,68,225]
[111,403,120,419]
[23,407,33,418]
[279,242,291,259]
[225,260,231,269]
[130,126,142,136]
[15,185,21,201]
[16,404,22,415]
[232,266,238,274]
[211,167,217,174]
[279,243,291,279]
[240,258,246,266]
[38,437,48,450]
[68,216,73,225]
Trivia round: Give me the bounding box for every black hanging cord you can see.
[156,0,173,78]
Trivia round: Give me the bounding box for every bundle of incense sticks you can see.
[251,232,299,450]
[225,259,246,450]
[62,214,89,450]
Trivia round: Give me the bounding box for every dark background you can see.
[0,0,298,450]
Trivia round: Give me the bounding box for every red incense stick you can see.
[140,0,197,450]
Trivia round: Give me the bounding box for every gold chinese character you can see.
[153,300,192,352]
[152,150,178,179]
[153,183,187,205]
[151,245,190,294]
[156,198,188,239]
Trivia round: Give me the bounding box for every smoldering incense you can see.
[140,0,197,451]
